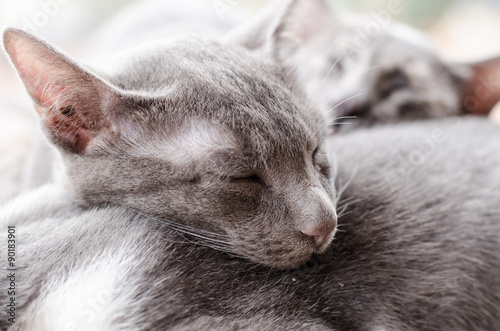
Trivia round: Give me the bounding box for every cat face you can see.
[313,31,465,129]
[2,0,337,269]
[295,0,500,131]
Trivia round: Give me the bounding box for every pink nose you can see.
[299,223,336,247]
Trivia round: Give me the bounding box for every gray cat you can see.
[294,0,500,129]
[2,117,499,330]
[2,0,337,270]
[2,1,499,329]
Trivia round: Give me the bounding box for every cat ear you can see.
[225,0,333,54]
[3,28,121,154]
[269,0,338,58]
[459,56,500,115]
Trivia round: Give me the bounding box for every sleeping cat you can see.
[2,0,338,270]
[2,117,499,330]
[294,0,500,129]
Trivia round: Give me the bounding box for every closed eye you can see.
[313,146,320,159]
[378,68,409,100]
[313,146,330,178]
[230,175,264,185]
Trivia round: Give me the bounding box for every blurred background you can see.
[3,0,500,90]
[1,0,500,201]
[3,0,500,109]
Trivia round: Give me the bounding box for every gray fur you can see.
[11,0,245,196]
[2,0,338,270]
[1,1,499,329]
[1,118,499,330]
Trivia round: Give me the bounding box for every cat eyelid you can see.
[312,139,324,157]
[378,68,410,99]
[312,145,330,173]
[230,174,259,180]
[229,174,266,187]
[312,146,320,158]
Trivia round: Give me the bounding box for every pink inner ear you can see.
[5,29,117,154]
[294,0,331,43]
[41,104,100,155]
[11,54,67,116]
[11,49,102,154]
[462,65,500,115]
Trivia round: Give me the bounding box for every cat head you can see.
[293,0,500,130]
[3,0,337,269]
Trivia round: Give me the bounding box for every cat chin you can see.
[234,226,338,270]
[244,243,335,270]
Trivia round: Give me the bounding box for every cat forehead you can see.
[109,38,280,94]
[107,38,321,158]
[115,40,314,108]
[125,120,239,166]
[123,117,318,169]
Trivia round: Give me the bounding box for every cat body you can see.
[1,117,499,330]
[1,204,329,331]
[2,0,339,270]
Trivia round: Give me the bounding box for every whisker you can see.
[330,121,355,127]
[337,209,353,218]
[361,64,381,75]
[331,116,359,121]
[309,48,349,101]
[132,210,234,252]
[160,221,230,240]
[156,217,231,239]
[337,204,350,217]
[165,224,232,246]
[162,229,238,256]
[309,26,348,93]
[327,93,363,114]
[337,196,357,206]
[335,167,358,206]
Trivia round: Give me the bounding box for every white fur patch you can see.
[21,253,134,331]
[372,327,390,331]
[128,120,238,166]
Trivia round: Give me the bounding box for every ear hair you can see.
[223,0,293,50]
[224,0,333,58]
[270,0,333,58]
[3,28,122,154]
